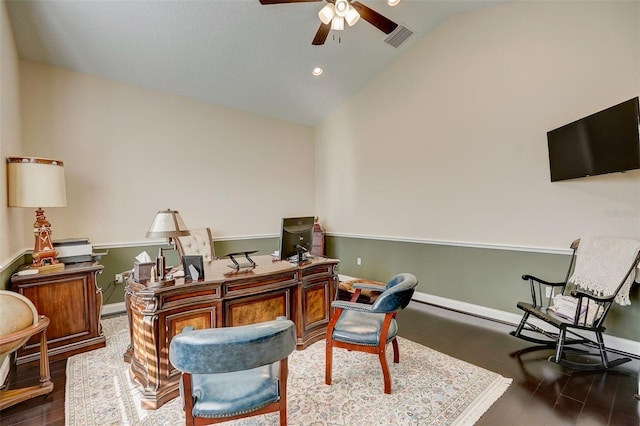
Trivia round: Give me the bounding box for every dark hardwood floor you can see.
[1,305,638,425]
[398,303,640,426]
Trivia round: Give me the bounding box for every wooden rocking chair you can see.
[510,237,640,370]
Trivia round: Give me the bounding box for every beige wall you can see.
[4,1,640,261]
[18,62,315,247]
[0,1,25,265]
[315,1,640,250]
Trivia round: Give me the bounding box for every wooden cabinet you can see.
[296,260,336,348]
[124,255,338,409]
[11,263,106,364]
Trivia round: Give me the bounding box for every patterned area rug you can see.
[65,316,511,425]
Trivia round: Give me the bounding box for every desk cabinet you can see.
[124,255,338,409]
[11,263,106,364]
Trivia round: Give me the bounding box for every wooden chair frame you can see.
[0,315,53,410]
[326,274,417,394]
[510,239,640,370]
[325,295,399,394]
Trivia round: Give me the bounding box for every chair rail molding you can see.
[327,232,574,255]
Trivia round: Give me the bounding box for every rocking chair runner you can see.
[510,237,640,370]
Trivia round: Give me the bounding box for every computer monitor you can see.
[279,216,314,262]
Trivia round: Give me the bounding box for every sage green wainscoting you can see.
[0,255,28,291]
[95,237,279,306]
[325,235,640,342]
[8,235,634,343]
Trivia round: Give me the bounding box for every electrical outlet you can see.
[115,273,123,284]
[356,257,362,266]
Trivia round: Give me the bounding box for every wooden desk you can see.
[11,262,106,364]
[124,255,338,409]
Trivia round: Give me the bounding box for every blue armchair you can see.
[169,318,296,426]
[325,273,418,394]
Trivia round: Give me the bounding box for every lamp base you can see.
[31,208,62,269]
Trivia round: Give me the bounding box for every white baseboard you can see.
[412,291,640,357]
[102,302,126,317]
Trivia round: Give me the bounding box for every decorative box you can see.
[133,261,154,283]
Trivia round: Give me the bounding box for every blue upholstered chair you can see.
[325,273,418,394]
[169,318,296,426]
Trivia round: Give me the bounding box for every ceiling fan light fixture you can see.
[334,0,349,17]
[331,16,344,31]
[318,3,335,25]
[345,7,360,26]
[388,0,401,6]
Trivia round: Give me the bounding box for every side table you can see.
[11,262,106,364]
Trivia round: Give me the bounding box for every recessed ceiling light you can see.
[312,67,323,76]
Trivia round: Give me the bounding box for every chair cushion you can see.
[332,310,397,346]
[338,279,385,304]
[190,364,279,418]
[548,295,604,326]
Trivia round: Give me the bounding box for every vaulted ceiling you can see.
[6,0,500,125]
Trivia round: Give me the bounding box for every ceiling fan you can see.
[259,0,399,46]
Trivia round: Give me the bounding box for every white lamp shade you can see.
[318,3,335,25]
[146,209,190,238]
[7,157,67,208]
[345,7,360,26]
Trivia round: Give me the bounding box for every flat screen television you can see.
[547,97,640,182]
[279,216,314,262]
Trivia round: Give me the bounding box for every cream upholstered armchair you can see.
[175,228,216,262]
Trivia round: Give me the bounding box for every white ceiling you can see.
[6,0,500,126]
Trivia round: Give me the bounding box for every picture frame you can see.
[182,255,204,281]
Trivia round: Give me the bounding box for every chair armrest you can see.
[352,282,386,293]
[521,274,567,308]
[521,274,566,287]
[331,300,374,313]
[340,279,385,292]
[570,288,614,303]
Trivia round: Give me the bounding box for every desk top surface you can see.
[130,255,339,292]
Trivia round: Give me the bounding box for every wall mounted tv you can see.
[547,97,640,182]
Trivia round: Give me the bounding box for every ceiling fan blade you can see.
[259,0,322,4]
[312,23,331,45]
[351,1,398,34]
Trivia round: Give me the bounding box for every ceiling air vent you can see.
[384,25,413,48]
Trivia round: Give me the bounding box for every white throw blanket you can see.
[569,236,640,306]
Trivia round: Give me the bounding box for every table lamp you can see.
[7,157,67,270]
[146,209,190,279]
